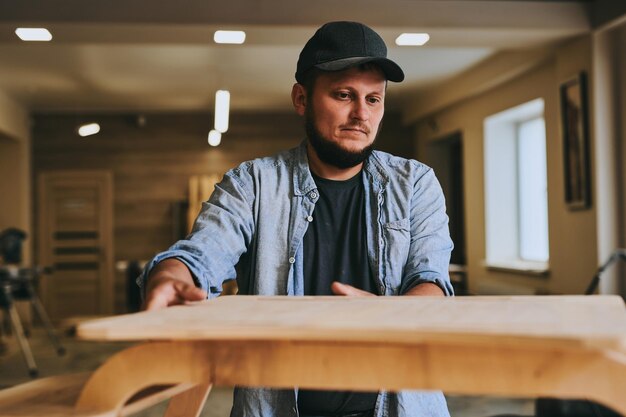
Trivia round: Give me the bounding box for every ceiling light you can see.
[208,130,222,147]
[78,123,100,137]
[395,33,430,46]
[214,30,246,44]
[15,28,53,42]
[214,90,230,133]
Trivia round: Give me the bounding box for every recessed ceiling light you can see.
[78,123,100,137]
[395,33,430,46]
[214,30,246,44]
[214,90,230,133]
[208,130,222,147]
[15,28,53,42]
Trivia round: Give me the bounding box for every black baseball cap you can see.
[295,21,404,83]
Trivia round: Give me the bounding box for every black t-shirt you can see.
[298,171,378,416]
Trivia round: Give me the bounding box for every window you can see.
[517,117,549,262]
[484,99,549,272]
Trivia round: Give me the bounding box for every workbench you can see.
[45,295,626,416]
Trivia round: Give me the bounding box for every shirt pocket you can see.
[382,218,410,294]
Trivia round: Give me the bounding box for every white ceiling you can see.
[0,0,592,113]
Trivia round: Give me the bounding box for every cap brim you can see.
[315,56,404,82]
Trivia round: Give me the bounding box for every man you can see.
[140,21,453,417]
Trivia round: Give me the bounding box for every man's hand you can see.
[143,258,207,311]
[330,282,376,296]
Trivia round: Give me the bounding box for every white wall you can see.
[413,36,599,295]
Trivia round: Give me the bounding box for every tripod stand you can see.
[0,266,65,378]
[585,248,626,295]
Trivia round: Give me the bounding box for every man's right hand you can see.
[143,258,207,311]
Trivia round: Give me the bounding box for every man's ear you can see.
[291,83,307,116]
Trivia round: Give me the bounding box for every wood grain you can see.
[71,335,626,415]
[77,295,626,350]
[0,372,194,417]
[163,382,212,417]
[4,295,615,416]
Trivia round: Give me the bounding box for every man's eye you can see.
[336,92,351,100]
[367,97,382,104]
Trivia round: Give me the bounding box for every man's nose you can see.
[350,98,370,121]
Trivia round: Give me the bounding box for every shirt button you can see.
[288,257,296,264]
[306,215,313,222]
[309,191,318,199]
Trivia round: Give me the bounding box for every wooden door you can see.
[38,171,114,320]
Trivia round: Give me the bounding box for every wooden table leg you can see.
[75,342,213,416]
[164,382,213,417]
[75,339,626,416]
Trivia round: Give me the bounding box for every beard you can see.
[305,107,380,169]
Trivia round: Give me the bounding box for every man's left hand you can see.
[403,282,444,296]
[330,282,375,296]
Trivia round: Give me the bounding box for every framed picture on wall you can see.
[560,71,591,210]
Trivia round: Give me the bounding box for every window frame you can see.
[483,99,550,275]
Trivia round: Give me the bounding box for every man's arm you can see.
[400,166,454,296]
[138,166,256,310]
[331,281,443,297]
[402,282,444,296]
[143,258,207,310]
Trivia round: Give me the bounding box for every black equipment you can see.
[585,248,626,295]
[0,228,65,378]
[0,228,27,264]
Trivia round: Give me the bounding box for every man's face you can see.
[302,67,386,169]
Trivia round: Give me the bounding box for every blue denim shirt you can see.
[140,141,453,417]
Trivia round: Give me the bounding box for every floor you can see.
[0,328,535,417]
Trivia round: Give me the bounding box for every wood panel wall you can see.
[32,111,413,313]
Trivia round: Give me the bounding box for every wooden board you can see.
[69,295,626,415]
[77,295,626,350]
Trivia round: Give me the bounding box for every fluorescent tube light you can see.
[15,28,53,42]
[208,130,222,147]
[78,123,100,137]
[214,30,246,44]
[214,90,230,133]
[395,33,430,46]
